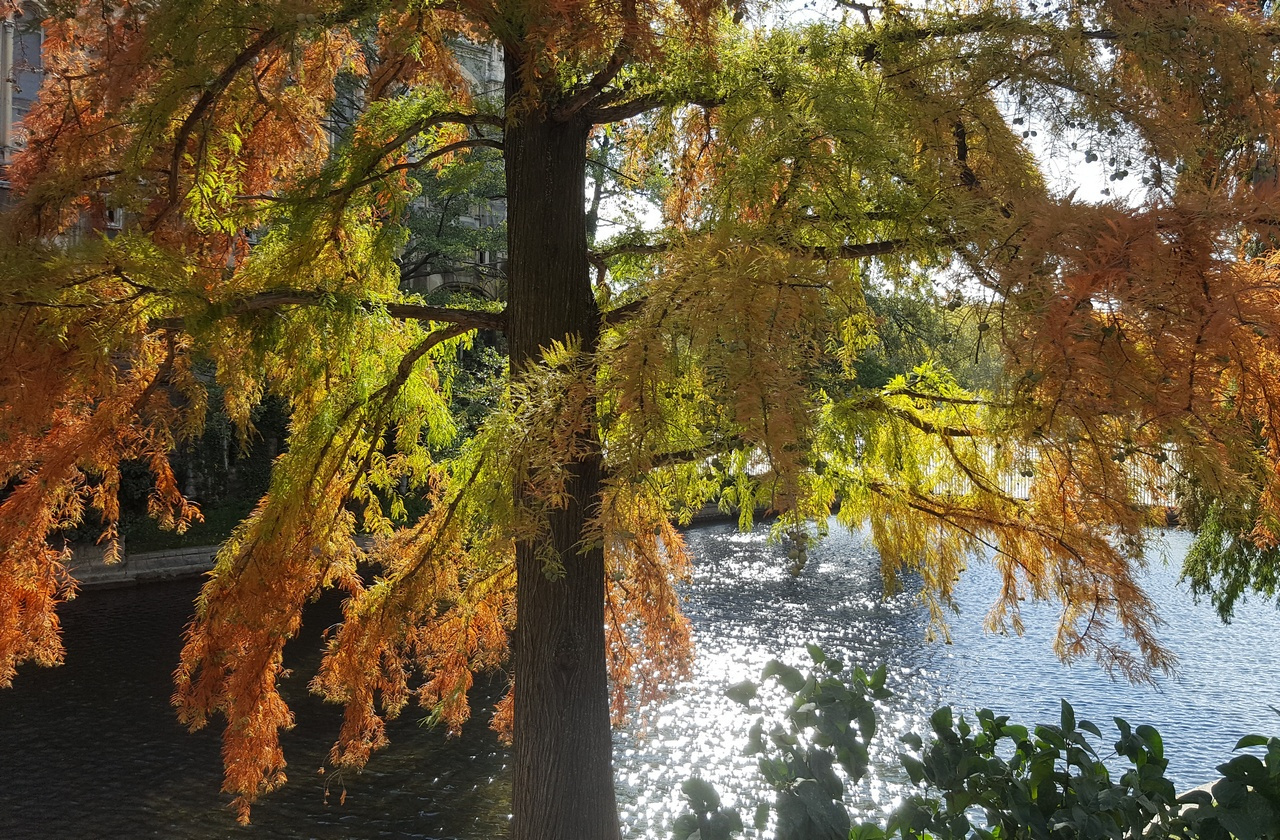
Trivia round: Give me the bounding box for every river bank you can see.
[68,542,218,589]
[66,502,746,590]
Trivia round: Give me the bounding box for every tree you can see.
[6,1,1280,838]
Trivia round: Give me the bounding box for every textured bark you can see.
[505,63,621,840]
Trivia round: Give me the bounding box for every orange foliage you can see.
[0,316,200,686]
[1002,194,1280,530]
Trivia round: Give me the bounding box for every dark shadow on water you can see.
[0,579,512,840]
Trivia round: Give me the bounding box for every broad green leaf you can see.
[725,680,758,706]
[763,660,806,694]
[672,813,700,840]
[682,777,721,812]
[754,801,770,831]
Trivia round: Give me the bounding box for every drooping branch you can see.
[595,236,912,264]
[595,236,917,327]
[586,93,725,126]
[319,113,503,206]
[335,137,505,196]
[149,0,505,227]
[376,112,504,160]
[855,12,1125,65]
[382,323,475,401]
[233,117,503,205]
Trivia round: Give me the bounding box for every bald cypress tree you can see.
[6,2,1280,836]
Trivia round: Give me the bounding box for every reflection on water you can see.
[3,522,1279,838]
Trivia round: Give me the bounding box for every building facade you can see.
[1,3,44,205]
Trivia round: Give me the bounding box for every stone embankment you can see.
[68,544,218,590]
[61,505,754,590]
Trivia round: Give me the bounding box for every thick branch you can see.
[339,137,504,195]
[378,112,503,159]
[587,94,725,126]
[384,301,505,331]
[888,406,977,438]
[594,242,670,261]
[552,48,630,122]
[882,387,1009,408]
[554,0,639,122]
[807,238,913,260]
[600,297,647,328]
[157,290,506,332]
[643,435,750,471]
[953,120,978,188]
[603,435,750,475]
[850,395,979,438]
[232,118,503,205]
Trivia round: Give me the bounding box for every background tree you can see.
[7,2,1280,839]
[397,144,507,296]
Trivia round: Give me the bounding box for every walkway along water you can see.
[5,520,1279,838]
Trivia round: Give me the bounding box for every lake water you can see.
[2,522,1278,838]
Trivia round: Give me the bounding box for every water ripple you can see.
[2,522,1278,838]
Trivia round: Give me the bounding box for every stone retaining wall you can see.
[69,544,218,590]
[64,510,743,589]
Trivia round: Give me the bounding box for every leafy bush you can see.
[675,647,1280,840]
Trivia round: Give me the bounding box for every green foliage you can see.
[677,647,1280,840]
[435,335,508,452]
[852,292,1001,395]
[1182,499,1280,622]
[399,147,507,293]
[15,0,1280,827]
[887,704,1185,839]
[705,646,891,840]
[674,777,746,840]
[120,496,257,553]
[1196,736,1280,840]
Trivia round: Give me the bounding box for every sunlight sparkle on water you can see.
[614,520,1280,839]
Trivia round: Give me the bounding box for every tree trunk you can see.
[504,66,621,840]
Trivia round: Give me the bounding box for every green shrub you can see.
[676,647,1280,840]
